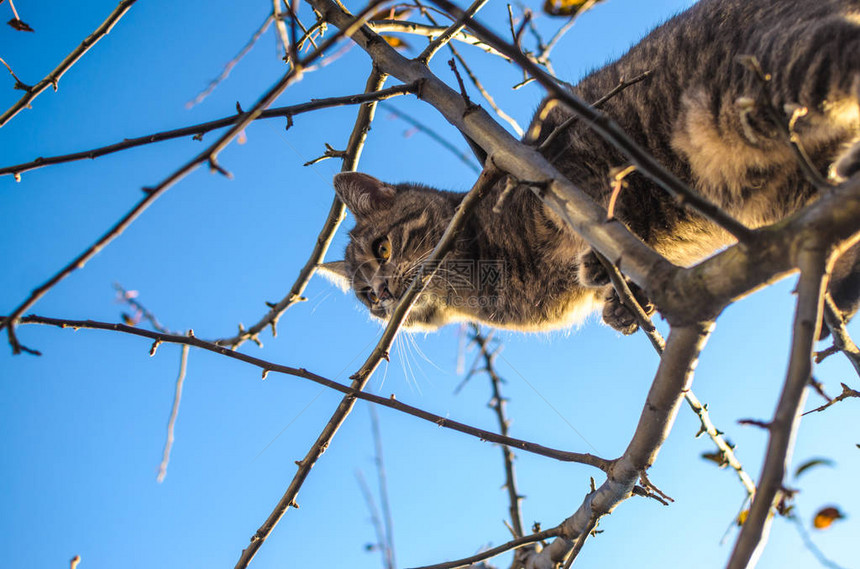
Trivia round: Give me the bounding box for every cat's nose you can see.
[377,286,393,302]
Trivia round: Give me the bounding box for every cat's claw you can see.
[601,285,656,335]
[578,249,611,287]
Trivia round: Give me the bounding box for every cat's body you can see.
[325,0,860,332]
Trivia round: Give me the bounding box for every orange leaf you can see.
[813,506,845,530]
[381,36,410,51]
[543,0,604,17]
[737,509,749,526]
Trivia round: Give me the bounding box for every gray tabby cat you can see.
[323,0,860,333]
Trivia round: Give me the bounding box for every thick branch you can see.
[727,245,828,569]
[0,0,139,127]
[309,0,670,293]
[525,323,714,568]
[595,252,756,497]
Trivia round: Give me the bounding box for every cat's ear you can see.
[317,261,352,292]
[333,172,396,216]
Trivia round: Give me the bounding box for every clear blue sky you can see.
[1,1,857,568]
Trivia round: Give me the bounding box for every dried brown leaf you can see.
[7,18,34,32]
[812,506,845,529]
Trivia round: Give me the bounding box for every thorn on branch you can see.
[208,157,233,178]
[150,339,161,356]
[738,418,772,430]
[303,143,346,166]
[802,382,860,415]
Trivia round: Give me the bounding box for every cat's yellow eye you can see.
[376,237,392,262]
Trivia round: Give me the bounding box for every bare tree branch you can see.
[594,252,757,497]
[13,314,610,469]
[186,13,274,109]
[0,83,418,179]
[369,20,505,58]
[418,0,488,63]
[821,294,860,377]
[369,406,397,569]
[158,344,189,483]
[215,69,393,348]
[380,102,482,173]
[0,0,139,127]
[414,0,523,136]
[727,244,829,569]
[0,1,388,355]
[802,382,860,416]
[0,56,30,91]
[523,323,715,566]
[469,325,524,539]
[408,528,562,569]
[232,164,503,569]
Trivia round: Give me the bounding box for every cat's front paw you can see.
[578,249,610,287]
[601,284,655,335]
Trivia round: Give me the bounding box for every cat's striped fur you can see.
[323,0,860,333]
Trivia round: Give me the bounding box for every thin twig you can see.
[113,283,172,334]
[538,71,652,154]
[157,344,189,483]
[1,83,419,179]
[273,0,293,61]
[369,406,397,569]
[561,516,598,569]
[727,245,828,569]
[413,3,522,135]
[0,0,139,127]
[0,2,387,355]
[418,0,488,63]
[540,0,599,64]
[232,164,502,569]
[0,56,30,90]
[821,294,860,376]
[407,528,562,569]
[186,13,274,109]
[379,102,481,173]
[802,382,860,415]
[215,70,395,348]
[14,314,611,469]
[356,470,389,566]
[469,324,524,539]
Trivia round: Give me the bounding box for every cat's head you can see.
[320,172,460,330]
